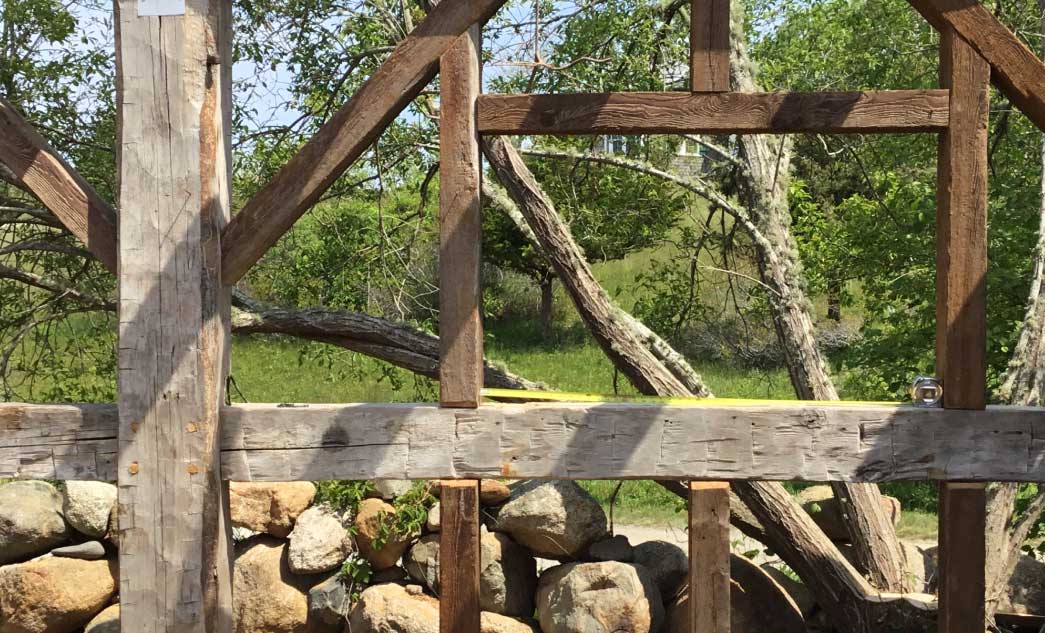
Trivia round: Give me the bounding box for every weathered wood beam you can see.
[115,0,235,630]
[217,402,1045,483]
[439,26,484,408]
[4,402,1045,482]
[476,90,950,135]
[219,0,506,285]
[936,27,989,633]
[691,0,730,93]
[690,481,731,633]
[0,98,118,273]
[906,0,1045,134]
[0,403,117,480]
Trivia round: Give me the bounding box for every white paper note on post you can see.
[139,0,185,16]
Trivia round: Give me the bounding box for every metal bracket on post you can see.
[910,375,943,408]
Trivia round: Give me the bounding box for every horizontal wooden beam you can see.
[906,0,1045,134]
[476,90,950,135]
[0,403,118,480]
[5,401,1044,483]
[219,0,506,285]
[0,99,118,273]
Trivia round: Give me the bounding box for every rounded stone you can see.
[0,481,70,565]
[0,556,117,633]
[63,482,117,539]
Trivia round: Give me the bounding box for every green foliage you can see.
[314,481,374,515]
[336,552,373,605]
[373,481,436,549]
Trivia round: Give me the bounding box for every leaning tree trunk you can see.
[727,0,910,593]
[986,8,1045,612]
[483,132,935,633]
[229,291,542,392]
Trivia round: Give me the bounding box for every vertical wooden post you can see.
[936,26,989,633]
[115,0,234,631]
[439,22,484,633]
[691,0,730,93]
[440,480,482,633]
[439,24,484,409]
[690,482,731,633]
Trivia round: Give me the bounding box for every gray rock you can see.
[536,561,663,633]
[404,531,537,617]
[491,481,607,560]
[287,505,354,574]
[426,502,440,532]
[587,535,634,562]
[63,481,117,539]
[308,574,351,627]
[0,481,70,564]
[52,540,107,560]
[84,603,120,633]
[372,479,414,500]
[633,540,688,601]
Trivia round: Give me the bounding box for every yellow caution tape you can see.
[480,387,899,407]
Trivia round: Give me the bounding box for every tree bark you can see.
[230,292,541,392]
[727,0,909,593]
[482,135,711,397]
[539,274,554,339]
[986,4,1045,615]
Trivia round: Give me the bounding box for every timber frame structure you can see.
[2,0,1045,632]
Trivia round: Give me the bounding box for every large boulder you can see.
[83,604,120,633]
[355,498,414,571]
[0,481,70,564]
[997,553,1045,615]
[535,561,663,633]
[233,536,326,633]
[796,485,900,541]
[288,506,354,574]
[230,482,316,538]
[62,482,117,539]
[491,481,607,560]
[664,555,805,633]
[348,583,538,633]
[404,530,537,617]
[633,541,688,601]
[0,556,117,633]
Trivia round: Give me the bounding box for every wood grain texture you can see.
[439,27,484,408]
[0,98,118,272]
[477,90,950,135]
[936,27,989,633]
[219,0,506,284]
[906,0,1045,134]
[216,402,1045,483]
[690,481,731,633]
[938,482,987,633]
[0,403,117,480]
[691,0,730,92]
[115,0,234,630]
[440,480,481,633]
[5,402,1045,482]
